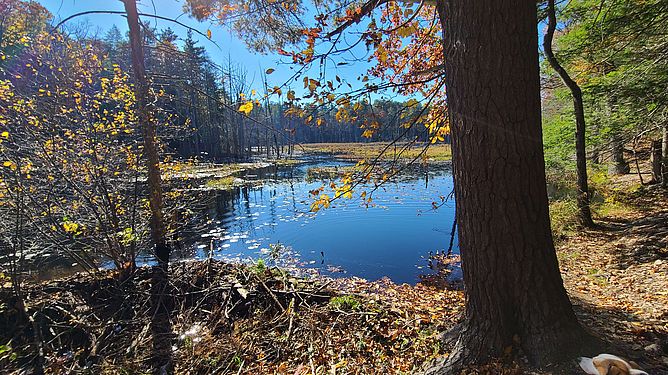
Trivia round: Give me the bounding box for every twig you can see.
[259,279,285,312]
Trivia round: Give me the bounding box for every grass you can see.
[274,158,302,166]
[305,165,359,180]
[204,176,238,190]
[301,142,452,161]
[547,167,642,239]
[549,199,580,239]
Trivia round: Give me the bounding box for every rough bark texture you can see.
[543,0,595,227]
[662,125,667,187]
[122,1,173,373]
[650,139,662,184]
[427,0,595,370]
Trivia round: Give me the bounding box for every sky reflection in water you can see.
[179,159,458,285]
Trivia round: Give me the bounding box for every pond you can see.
[172,157,458,284]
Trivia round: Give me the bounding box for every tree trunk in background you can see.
[544,0,595,227]
[650,139,662,183]
[122,0,173,373]
[662,125,667,187]
[428,0,595,370]
[610,134,630,175]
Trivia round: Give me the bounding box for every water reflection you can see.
[176,158,458,284]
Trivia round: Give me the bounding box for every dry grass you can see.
[300,142,452,162]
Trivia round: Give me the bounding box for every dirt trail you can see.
[558,183,668,373]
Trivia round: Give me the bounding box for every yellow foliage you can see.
[3,161,17,171]
[310,194,331,212]
[239,101,253,115]
[62,220,80,235]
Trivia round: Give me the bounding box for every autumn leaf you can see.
[265,68,275,74]
[62,220,79,234]
[206,29,212,39]
[3,161,16,170]
[238,101,253,115]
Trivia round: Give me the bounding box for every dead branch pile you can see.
[0,260,464,374]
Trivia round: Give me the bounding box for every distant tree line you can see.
[99,25,434,160]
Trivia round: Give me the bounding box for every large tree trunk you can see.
[543,0,595,227]
[122,1,173,373]
[428,0,595,370]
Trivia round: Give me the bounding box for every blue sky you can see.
[39,0,375,97]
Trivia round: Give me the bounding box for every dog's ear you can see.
[628,361,640,369]
[579,357,603,375]
[628,370,648,375]
[608,365,628,375]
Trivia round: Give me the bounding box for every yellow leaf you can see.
[62,220,79,234]
[397,25,416,38]
[265,68,275,74]
[3,161,16,171]
[1,131,8,138]
[207,29,212,39]
[238,101,253,115]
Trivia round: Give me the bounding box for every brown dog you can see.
[579,354,648,375]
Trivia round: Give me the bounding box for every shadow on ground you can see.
[571,295,668,374]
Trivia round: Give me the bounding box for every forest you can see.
[0,0,666,374]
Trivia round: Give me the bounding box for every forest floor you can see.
[1,170,667,374]
[557,177,668,374]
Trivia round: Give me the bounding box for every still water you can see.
[175,158,458,284]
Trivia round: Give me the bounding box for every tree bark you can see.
[122,0,170,267]
[650,139,662,184]
[543,0,595,227]
[609,134,630,175]
[122,1,173,373]
[428,0,596,370]
[662,124,667,187]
